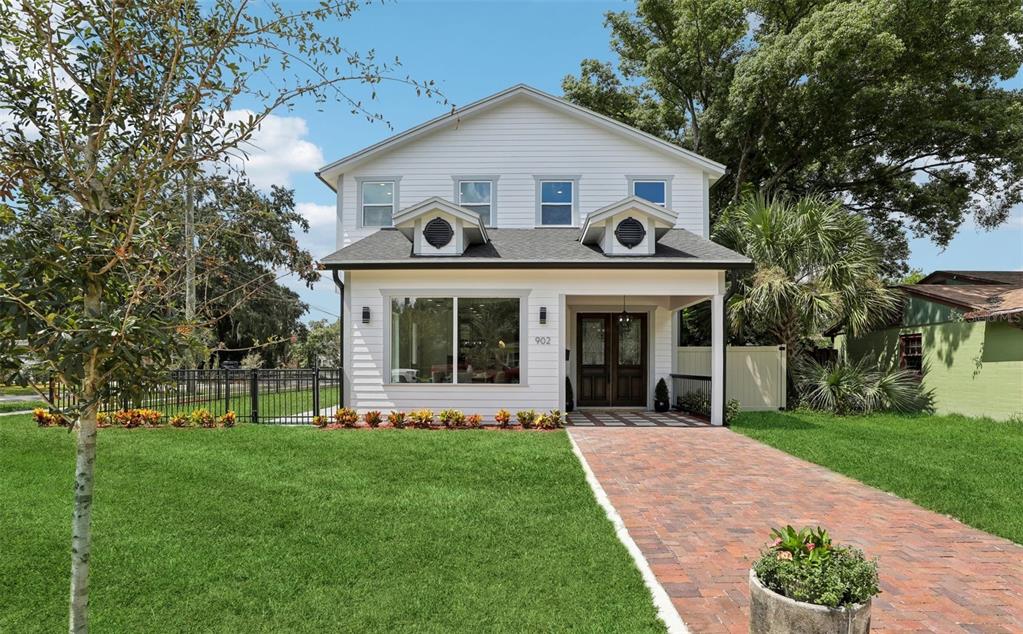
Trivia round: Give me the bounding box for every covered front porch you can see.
[564,291,728,425]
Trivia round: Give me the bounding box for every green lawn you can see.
[0,415,663,633]
[0,400,45,413]
[731,411,1023,544]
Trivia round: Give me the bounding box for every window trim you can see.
[534,175,580,227]
[627,175,673,208]
[382,290,530,386]
[356,176,401,228]
[452,175,499,227]
[898,332,923,374]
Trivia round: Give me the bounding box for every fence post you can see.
[312,367,320,417]
[48,375,56,411]
[250,369,259,424]
[224,369,231,416]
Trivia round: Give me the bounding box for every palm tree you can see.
[713,193,898,361]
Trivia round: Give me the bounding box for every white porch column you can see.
[710,292,725,425]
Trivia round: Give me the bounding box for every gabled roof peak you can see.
[316,84,726,189]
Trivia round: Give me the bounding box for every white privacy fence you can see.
[675,346,787,411]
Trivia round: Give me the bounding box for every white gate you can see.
[675,346,787,411]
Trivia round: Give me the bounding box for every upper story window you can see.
[458,180,493,226]
[632,180,667,206]
[540,180,574,226]
[362,180,395,227]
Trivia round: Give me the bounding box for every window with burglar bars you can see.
[899,333,923,373]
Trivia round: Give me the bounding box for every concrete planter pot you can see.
[749,569,871,634]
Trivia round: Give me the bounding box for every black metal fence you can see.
[670,373,711,409]
[50,368,343,425]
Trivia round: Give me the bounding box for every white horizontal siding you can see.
[343,269,722,416]
[337,97,708,248]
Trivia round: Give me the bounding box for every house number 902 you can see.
[534,336,552,345]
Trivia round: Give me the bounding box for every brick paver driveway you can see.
[570,426,1023,634]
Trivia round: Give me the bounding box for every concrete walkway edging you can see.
[567,431,689,634]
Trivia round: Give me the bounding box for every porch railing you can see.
[670,373,711,410]
[49,368,343,425]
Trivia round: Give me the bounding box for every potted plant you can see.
[653,378,670,412]
[565,377,574,412]
[750,525,878,634]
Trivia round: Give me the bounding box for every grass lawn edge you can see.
[567,431,687,634]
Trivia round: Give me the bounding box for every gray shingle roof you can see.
[319,228,752,269]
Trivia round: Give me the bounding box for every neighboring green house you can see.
[835,271,1023,421]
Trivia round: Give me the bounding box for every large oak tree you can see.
[563,0,1023,267]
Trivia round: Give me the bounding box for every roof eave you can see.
[319,259,754,271]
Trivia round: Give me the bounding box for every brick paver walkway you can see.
[570,427,1023,634]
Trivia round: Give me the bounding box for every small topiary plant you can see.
[364,410,382,428]
[752,525,879,609]
[465,413,482,429]
[218,411,237,428]
[725,399,741,424]
[494,409,512,428]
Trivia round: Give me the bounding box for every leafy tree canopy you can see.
[563,0,1023,268]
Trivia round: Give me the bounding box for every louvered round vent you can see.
[614,217,646,249]
[423,217,454,248]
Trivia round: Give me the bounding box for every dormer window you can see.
[458,180,493,226]
[361,180,396,227]
[631,180,667,207]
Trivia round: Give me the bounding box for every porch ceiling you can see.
[566,294,712,311]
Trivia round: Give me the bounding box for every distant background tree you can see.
[563,0,1023,270]
[0,1,437,631]
[713,194,898,363]
[288,319,342,368]
[186,178,317,367]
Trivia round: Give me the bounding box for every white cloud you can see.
[295,202,335,229]
[227,110,324,190]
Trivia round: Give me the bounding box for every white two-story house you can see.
[317,85,751,424]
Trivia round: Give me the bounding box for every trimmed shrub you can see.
[219,411,237,428]
[188,408,216,428]
[33,408,65,427]
[364,410,382,428]
[387,411,407,429]
[494,409,512,428]
[654,378,669,402]
[535,409,562,430]
[169,415,188,428]
[407,409,434,429]
[335,407,359,428]
[679,391,710,418]
[465,413,482,429]
[439,409,465,428]
[753,525,879,608]
[726,399,741,424]
[516,409,537,429]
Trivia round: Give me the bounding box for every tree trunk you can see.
[69,282,102,634]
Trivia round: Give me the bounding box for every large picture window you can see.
[390,297,453,383]
[458,298,520,384]
[389,296,522,384]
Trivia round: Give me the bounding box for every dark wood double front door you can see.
[576,313,647,407]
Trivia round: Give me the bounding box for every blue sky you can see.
[238,1,1022,322]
